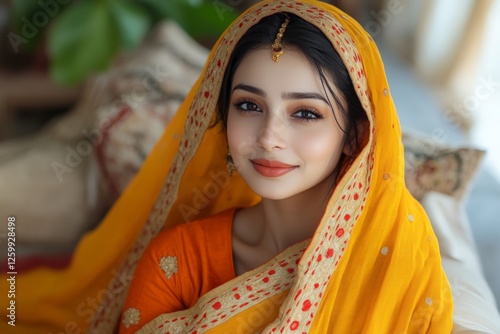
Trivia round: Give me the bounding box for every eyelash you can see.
[232,98,261,113]
[292,107,324,122]
[231,99,324,122]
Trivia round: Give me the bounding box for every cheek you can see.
[295,129,345,166]
[227,113,255,158]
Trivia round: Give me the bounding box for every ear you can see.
[343,120,369,157]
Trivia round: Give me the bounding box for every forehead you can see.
[231,48,328,94]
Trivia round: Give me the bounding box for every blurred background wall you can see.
[378,0,500,180]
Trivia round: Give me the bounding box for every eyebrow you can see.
[232,83,329,104]
[232,83,266,96]
[281,92,329,105]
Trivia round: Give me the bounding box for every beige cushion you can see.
[421,192,500,333]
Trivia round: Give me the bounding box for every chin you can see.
[251,189,295,201]
[243,179,304,201]
[246,181,293,200]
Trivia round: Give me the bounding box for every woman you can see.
[1,1,452,333]
[115,1,452,333]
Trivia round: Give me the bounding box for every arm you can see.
[119,228,185,333]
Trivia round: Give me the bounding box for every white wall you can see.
[380,0,500,181]
[470,0,500,181]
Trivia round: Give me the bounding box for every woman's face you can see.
[227,48,348,200]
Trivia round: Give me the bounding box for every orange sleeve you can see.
[118,209,236,333]
[119,226,185,333]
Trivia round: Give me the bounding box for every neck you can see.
[257,173,335,253]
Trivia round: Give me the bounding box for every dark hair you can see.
[216,12,368,161]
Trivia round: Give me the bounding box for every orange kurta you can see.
[119,209,236,333]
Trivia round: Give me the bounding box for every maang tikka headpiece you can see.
[271,14,290,62]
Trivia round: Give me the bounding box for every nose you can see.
[256,114,286,151]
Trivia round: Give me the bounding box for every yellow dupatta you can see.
[0,1,453,333]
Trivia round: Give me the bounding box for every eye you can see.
[292,108,324,121]
[232,99,262,112]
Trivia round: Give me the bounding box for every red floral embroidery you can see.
[212,302,221,310]
[302,299,312,311]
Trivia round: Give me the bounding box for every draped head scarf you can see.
[0,1,453,333]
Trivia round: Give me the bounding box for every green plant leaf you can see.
[185,0,204,7]
[11,0,72,51]
[11,1,46,29]
[136,0,238,40]
[135,0,179,19]
[109,0,151,49]
[178,2,239,39]
[48,1,120,85]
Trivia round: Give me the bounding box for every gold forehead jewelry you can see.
[271,15,290,62]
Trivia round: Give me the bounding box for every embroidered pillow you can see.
[403,132,485,201]
[94,22,208,197]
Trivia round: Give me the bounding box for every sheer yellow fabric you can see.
[0,1,453,333]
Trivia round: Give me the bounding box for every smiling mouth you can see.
[250,159,298,177]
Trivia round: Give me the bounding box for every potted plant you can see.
[8,0,240,85]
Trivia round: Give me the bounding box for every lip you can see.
[250,159,298,177]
